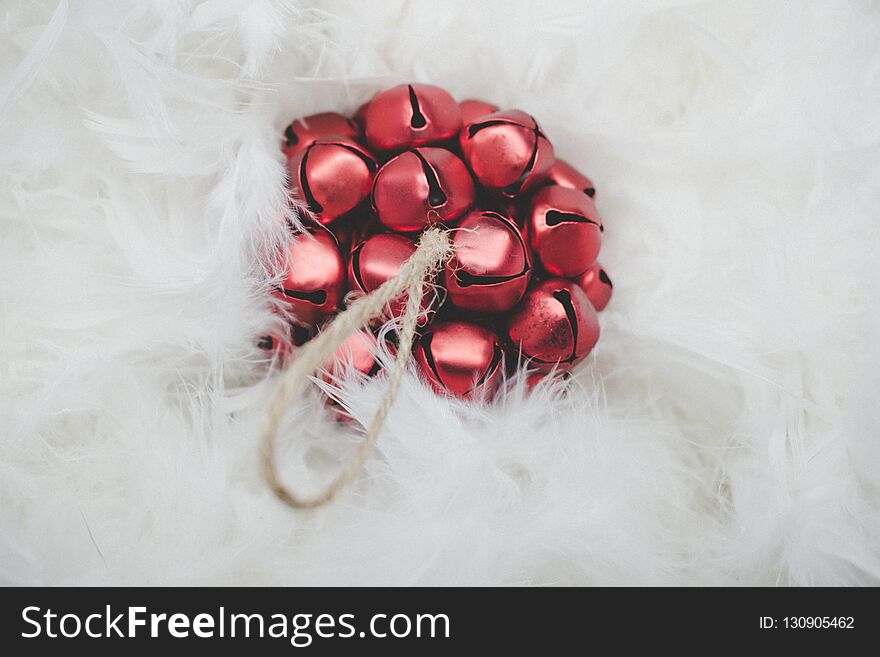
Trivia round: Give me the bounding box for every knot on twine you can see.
[260,226,454,509]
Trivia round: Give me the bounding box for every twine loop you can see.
[260,227,453,509]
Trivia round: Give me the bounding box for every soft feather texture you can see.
[1,0,879,585]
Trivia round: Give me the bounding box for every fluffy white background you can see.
[2,0,879,586]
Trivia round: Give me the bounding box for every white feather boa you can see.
[1,0,878,585]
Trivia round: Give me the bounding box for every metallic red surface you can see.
[527,185,603,277]
[347,232,433,323]
[575,263,613,311]
[333,206,389,254]
[372,147,475,232]
[443,210,531,312]
[282,112,362,160]
[320,329,380,383]
[459,109,555,198]
[544,158,596,198]
[507,279,600,372]
[477,194,524,228]
[458,99,499,126]
[363,83,462,152]
[325,215,354,254]
[274,227,345,326]
[353,100,370,129]
[288,137,377,225]
[413,321,503,399]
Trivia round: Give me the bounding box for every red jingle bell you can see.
[414,320,503,399]
[288,137,377,225]
[458,99,499,125]
[527,185,603,277]
[320,329,382,383]
[372,147,475,232]
[575,263,613,311]
[507,278,599,372]
[281,112,362,160]
[443,210,531,312]
[275,227,345,326]
[544,158,596,198]
[348,232,433,323]
[459,109,555,198]
[353,100,369,130]
[363,83,462,152]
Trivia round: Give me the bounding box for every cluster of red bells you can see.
[264,83,612,400]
